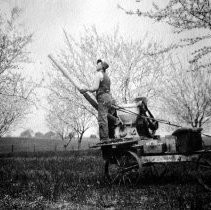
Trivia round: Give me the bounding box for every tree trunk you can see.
[77,131,85,150]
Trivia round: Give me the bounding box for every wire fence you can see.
[0,137,96,154]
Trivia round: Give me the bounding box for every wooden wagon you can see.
[92,138,211,190]
[49,56,211,190]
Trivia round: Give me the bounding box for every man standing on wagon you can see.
[80,59,113,143]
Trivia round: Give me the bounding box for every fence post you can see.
[64,145,67,151]
[11,144,14,153]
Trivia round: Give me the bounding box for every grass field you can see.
[0,150,211,209]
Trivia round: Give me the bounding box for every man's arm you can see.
[81,72,102,93]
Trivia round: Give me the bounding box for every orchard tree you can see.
[20,129,33,138]
[118,0,211,129]
[46,107,73,141]
[63,132,75,150]
[44,131,56,139]
[57,27,166,104]
[34,132,44,139]
[70,105,93,150]
[47,110,75,149]
[0,7,35,136]
[124,0,211,69]
[47,90,93,150]
[159,60,211,128]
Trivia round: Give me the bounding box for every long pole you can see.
[48,55,117,122]
[48,54,98,110]
[48,55,81,91]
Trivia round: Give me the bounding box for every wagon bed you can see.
[91,138,211,190]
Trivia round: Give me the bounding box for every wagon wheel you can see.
[195,154,211,191]
[105,151,142,186]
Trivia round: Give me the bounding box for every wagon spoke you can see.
[119,164,139,173]
[124,172,133,185]
[112,173,120,184]
[195,156,211,191]
[104,151,142,186]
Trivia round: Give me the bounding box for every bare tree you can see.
[159,60,211,128]
[20,128,34,138]
[69,105,93,150]
[34,131,44,139]
[123,0,211,69]
[58,27,166,104]
[121,0,211,129]
[63,132,75,150]
[47,92,93,150]
[0,7,35,136]
[46,109,73,141]
[47,110,78,149]
[0,98,28,135]
[47,111,75,150]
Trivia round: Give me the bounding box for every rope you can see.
[113,104,182,128]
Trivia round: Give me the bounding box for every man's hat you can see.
[97,59,102,64]
[102,62,109,70]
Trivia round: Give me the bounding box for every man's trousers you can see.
[97,93,113,141]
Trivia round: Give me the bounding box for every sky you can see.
[0,0,198,136]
